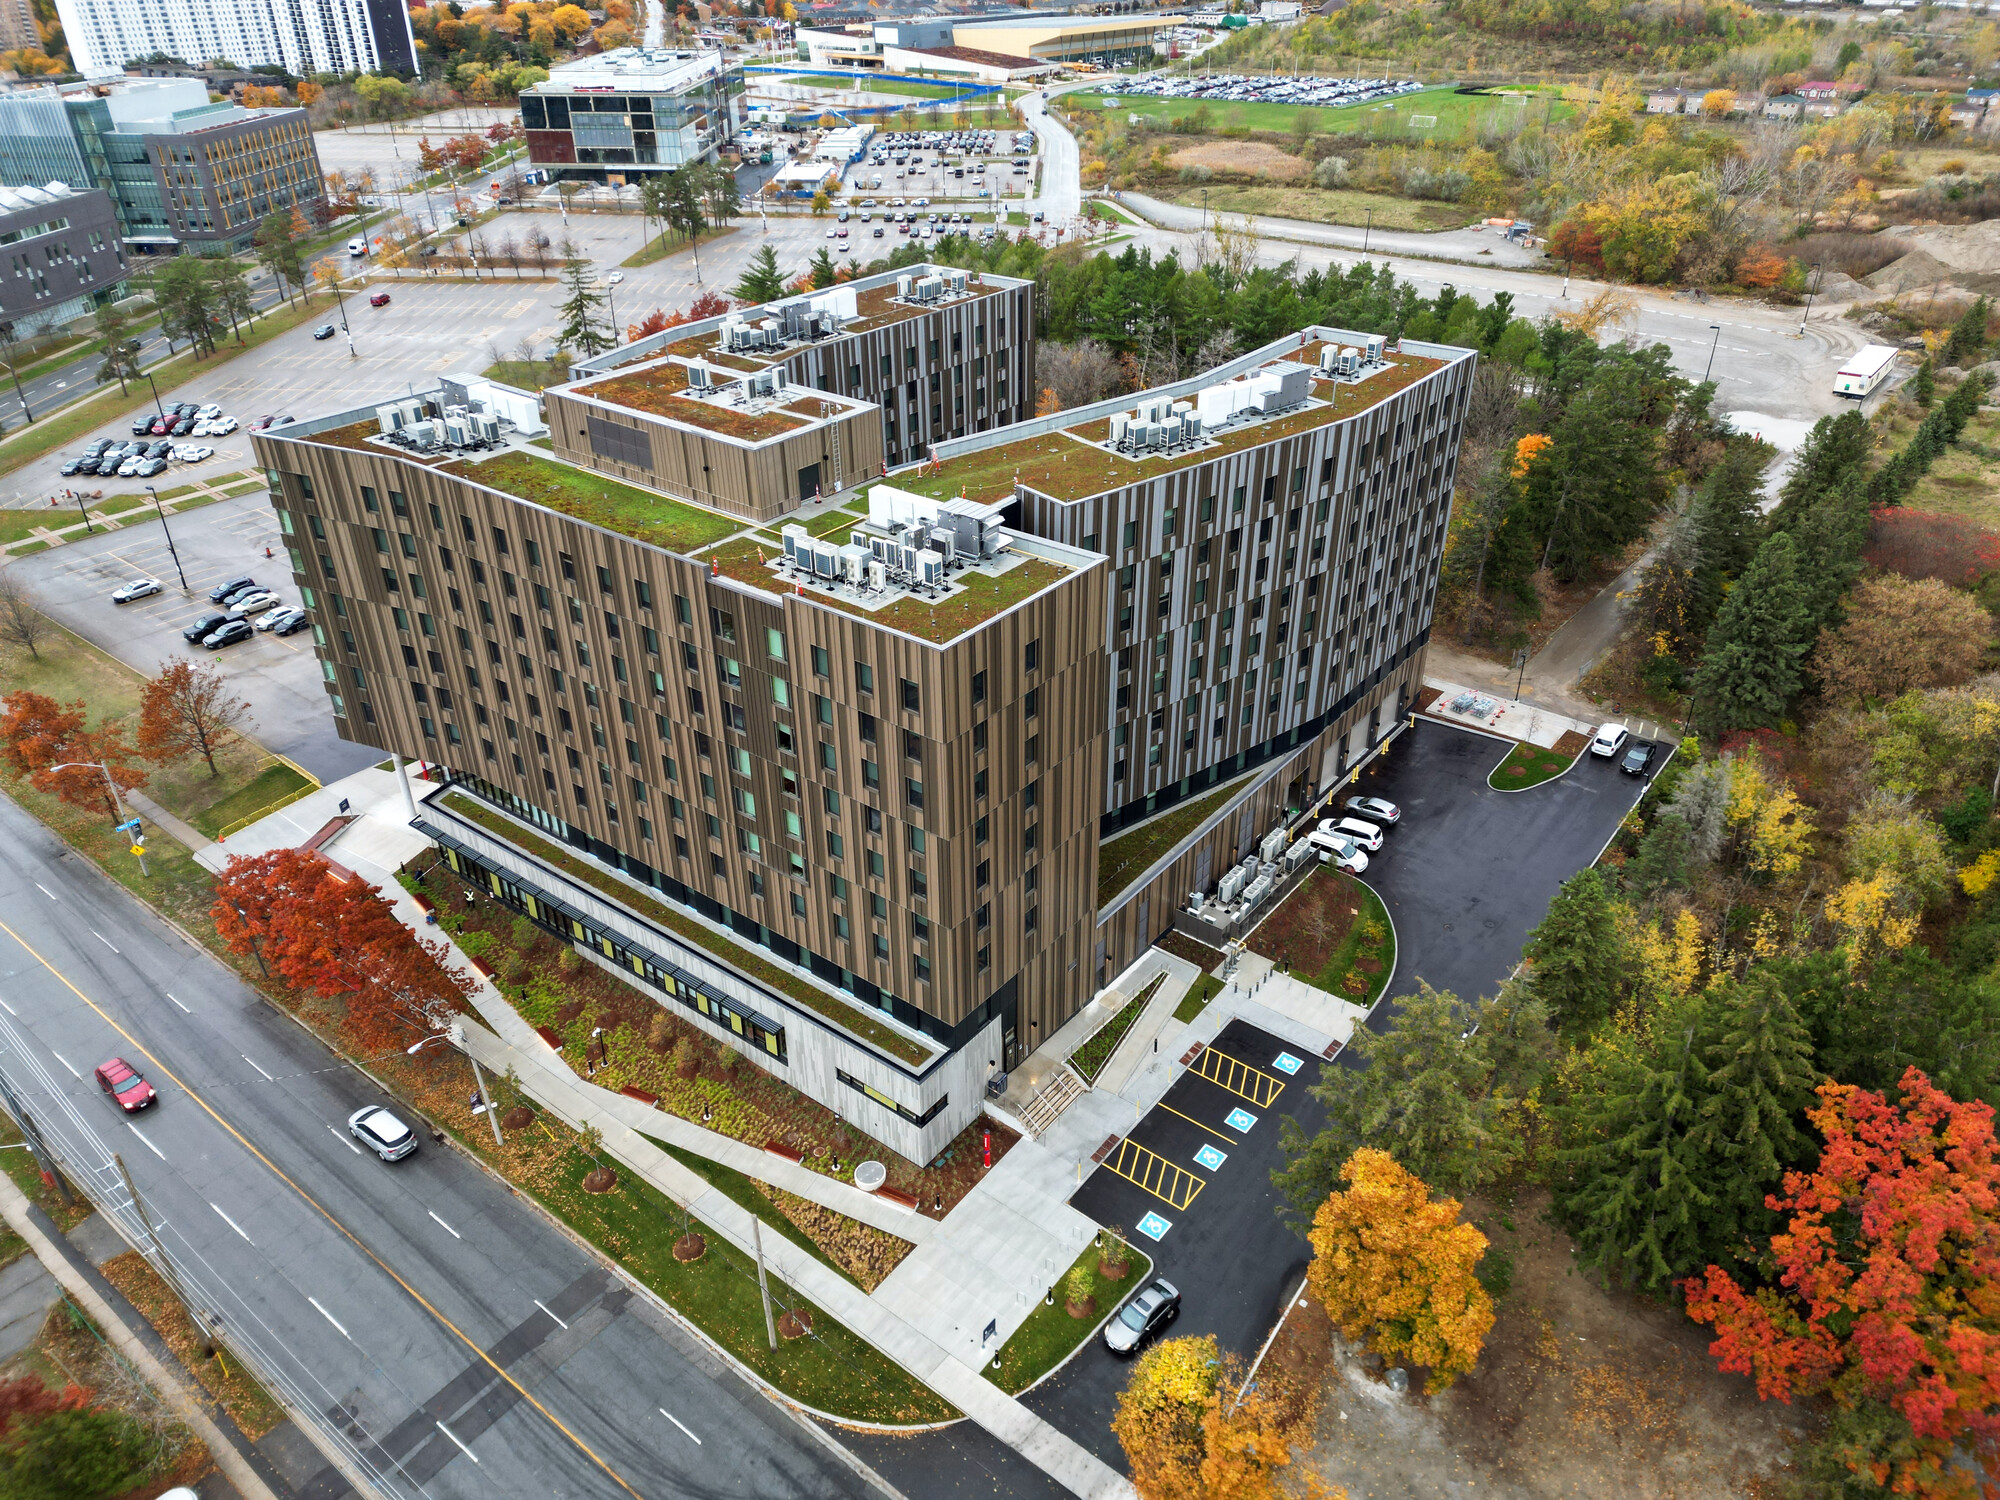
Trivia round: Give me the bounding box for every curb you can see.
[987,1234,1154,1401]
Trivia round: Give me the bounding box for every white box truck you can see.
[1834,344,1900,398]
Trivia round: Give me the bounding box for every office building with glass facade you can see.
[520,49,743,184]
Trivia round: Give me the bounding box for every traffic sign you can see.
[116,818,142,835]
[129,844,146,858]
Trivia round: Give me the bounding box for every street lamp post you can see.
[137,362,166,426]
[1362,206,1373,254]
[0,323,32,423]
[326,270,357,360]
[48,761,146,874]
[410,1030,503,1148]
[144,485,189,592]
[1561,256,1573,300]
[1798,261,1823,337]
[1702,322,1722,384]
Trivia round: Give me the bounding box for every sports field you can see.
[777,73,986,101]
[1067,83,1574,139]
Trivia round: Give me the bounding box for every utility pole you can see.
[466,1049,504,1149]
[0,1066,75,1208]
[116,1153,212,1355]
[752,1218,777,1349]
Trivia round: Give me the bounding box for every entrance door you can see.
[797,462,821,501]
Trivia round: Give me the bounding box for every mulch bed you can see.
[582,1166,618,1193]
[1554,729,1591,757]
[1247,871,1363,975]
[778,1308,814,1339]
[673,1232,707,1262]
[1156,928,1224,973]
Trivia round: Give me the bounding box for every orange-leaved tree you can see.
[1307,1148,1494,1391]
[1110,1334,1331,1500]
[137,659,254,776]
[213,850,470,1047]
[0,690,148,815]
[1683,1067,2000,1500]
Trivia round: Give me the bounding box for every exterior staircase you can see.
[1018,1062,1089,1138]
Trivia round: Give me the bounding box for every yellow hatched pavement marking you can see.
[1190,1047,1285,1108]
[1105,1137,1204,1210]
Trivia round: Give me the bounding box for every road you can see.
[0,788,891,1500]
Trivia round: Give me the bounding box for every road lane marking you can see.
[658,1408,702,1445]
[0,899,652,1499]
[435,1420,479,1464]
[34,884,55,900]
[329,1125,363,1155]
[241,1054,274,1081]
[211,1201,254,1243]
[308,1297,351,1340]
[429,1211,461,1239]
[1104,1137,1205,1210]
[535,1299,567,1329]
[51,1051,80,1079]
[165,992,191,1014]
[93,931,119,953]
[1153,1100,1240,1144]
[127,1122,166,1160]
[0,995,15,1016]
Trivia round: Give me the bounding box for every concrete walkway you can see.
[1419,680,1597,748]
[123,787,215,859]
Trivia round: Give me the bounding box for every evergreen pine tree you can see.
[809,247,838,289]
[732,243,787,304]
[1773,409,1871,520]
[1944,295,1991,366]
[1689,441,1764,607]
[554,240,610,357]
[1786,471,1871,641]
[1691,531,1814,731]
[1523,868,1622,1034]
[1913,357,1935,407]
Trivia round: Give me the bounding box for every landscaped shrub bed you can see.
[1156,928,1223,972]
[1070,974,1165,1084]
[984,1232,1152,1393]
[1489,740,1576,790]
[420,866,1014,1212]
[1245,869,1394,1005]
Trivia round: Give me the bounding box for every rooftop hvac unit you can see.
[1317,344,1338,372]
[1338,347,1360,377]
[397,398,425,427]
[1163,416,1183,446]
[839,543,870,584]
[948,270,967,295]
[1108,412,1129,445]
[980,529,1011,559]
[867,558,886,591]
[719,316,746,349]
[1218,866,1249,904]
[443,403,468,419]
[914,275,943,302]
[782,524,809,566]
[778,300,808,339]
[916,549,945,586]
[928,525,957,558]
[407,420,440,451]
[443,417,471,446]
[471,413,500,442]
[687,363,711,390]
[1188,891,1205,914]
[1365,334,1386,363]
[772,368,788,391]
[868,534,893,564]
[850,530,869,550]
[896,274,913,299]
[1242,873,1274,908]
[749,370,775,398]
[1240,855,1261,878]
[1284,840,1316,873]
[1259,828,1288,863]
[376,404,404,434]
[1184,413,1204,441]
[811,539,839,578]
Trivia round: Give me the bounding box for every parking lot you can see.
[1027,1016,1329,1466]
[6,491,380,783]
[1104,70,1423,110]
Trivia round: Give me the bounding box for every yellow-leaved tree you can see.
[1111,1334,1335,1500]
[1307,1148,1494,1390]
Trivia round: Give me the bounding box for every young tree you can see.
[136,659,254,776]
[1684,1068,2000,1500]
[1523,867,1623,1034]
[0,690,147,814]
[1771,408,1871,522]
[1812,574,1991,706]
[92,299,138,394]
[1273,984,1549,1218]
[206,257,256,343]
[1691,530,1814,732]
[253,211,305,306]
[0,569,49,661]
[1944,294,1991,366]
[808,246,838,289]
[1688,441,1765,609]
[0,1398,154,1500]
[733,243,787,305]
[554,239,611,357]
[1110,1335,1302,1500]
[153,257,221,358]
[1912,356,1936,407]
[1308,1149,1494,1390]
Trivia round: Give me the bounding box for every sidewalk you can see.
[1419,679,1597,747]
[123,787,215,860]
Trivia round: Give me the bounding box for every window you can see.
[1024,639,1039,673]
[900,679,920,714]
[971,670,986,705]
[766,627,785,661]
[855,662,874,694]
[812,645,830,677]
[1024,688,1039,720]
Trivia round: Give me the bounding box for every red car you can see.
[95,1057,156,1112]
[369,291,391,307]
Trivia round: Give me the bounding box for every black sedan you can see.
[59,456,85,476]
[1104,1278,1180,1354]
[1620,740,1657,776]
[182,611,229,642]
[202,619,253,650]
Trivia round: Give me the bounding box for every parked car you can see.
[135,457,168,477]
[313,323,337,340]
[172,402,198,419]
[1323,816,1384,853]
[170,416,196,436]
[182,610,229,642]
[111,577,161,604]
[175,444,214,463]
[131,415,156,436]
[257,606,305,634]
[59,456,85,475]
[116,456,142,476]
[1307,831,1369,874]
[1104,1279,1180,1354]
[349,1106,419,1161]
[1341,795,1402,827]
[1620,740,1657,777]
[203,620,253,649]
[83,438,113,458]
[148,415,174,435]
[252,415,277,430]
[1590,722,1630,758]
[195,403,222,419]
[208,573,256,603]
[219,582,264,607]
[369,291,391,308]
[94,1057,156,1113]
[208,416,239,435]
[226,590,281,618]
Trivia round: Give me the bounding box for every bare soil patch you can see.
[1298,1187,1809,1499]
[1168,139,1307,181]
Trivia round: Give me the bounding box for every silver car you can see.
[349,1106,419,1161]
[1104,1278,1180,1354]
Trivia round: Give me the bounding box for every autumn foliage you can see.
[627,290,732,341]
[136,659,254,776]
[0,691,147,814]
[1111,1335,1331,1500]
[1683,1068,2000,1500]
[212,849,471,1049]
[1306,1148,1495,1391]
[1864,508,2000,587]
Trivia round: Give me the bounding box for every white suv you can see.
[1590,722,1630,758]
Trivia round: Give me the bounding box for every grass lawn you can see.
[1488,740,1576,791]
[100,1250,288,1440]
[1246,869,1393,1007]
[1083,201,1138,226]
[190,760,316,839]
[480,359,573,393]
[984,1235,1151,1393]
[1174,972,1225,1025]
[1097,773,1257,907]
[802,503,868,538]
[1071,974,1164,1084]
[0,1112,92,1236]
[442,450,741,555]
[620,223,739,270]
[1156,181,1466,233]
[1069,83,1572,141]
[650,1137,853,1279]
[0,294,334,480]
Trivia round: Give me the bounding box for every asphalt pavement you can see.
[0,788,894,1500]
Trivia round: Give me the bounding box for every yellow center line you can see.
[1150,1101,1239,1145]
[0,915,647,1500]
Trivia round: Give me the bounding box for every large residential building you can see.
[0,182,128,331]
[0,78,324,253]
[520,50,744,185]
[54,0,415,79]
[251,266,1471,1164]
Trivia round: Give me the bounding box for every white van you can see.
[346,236,368,257]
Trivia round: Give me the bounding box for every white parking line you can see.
[329,1125,363,1155]
[308,1297,352,1340]
[210,1201,253,1243]
[92,931,119,954]
[165,992,192,1013]
[0,996,14,1016]
[535,1299,567,1330]
[50,1051,80,1079]
[428,1211,461,1239]
[658,1408,701,1445]
[242,1054,274,1081]
[35,883,57,900]
[127,1122,166,1160]
[434,1420,479,1464]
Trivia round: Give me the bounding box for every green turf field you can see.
[1068,83,1573,139]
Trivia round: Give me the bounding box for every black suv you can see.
[208,574,255,603]
[182,610,229,643]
